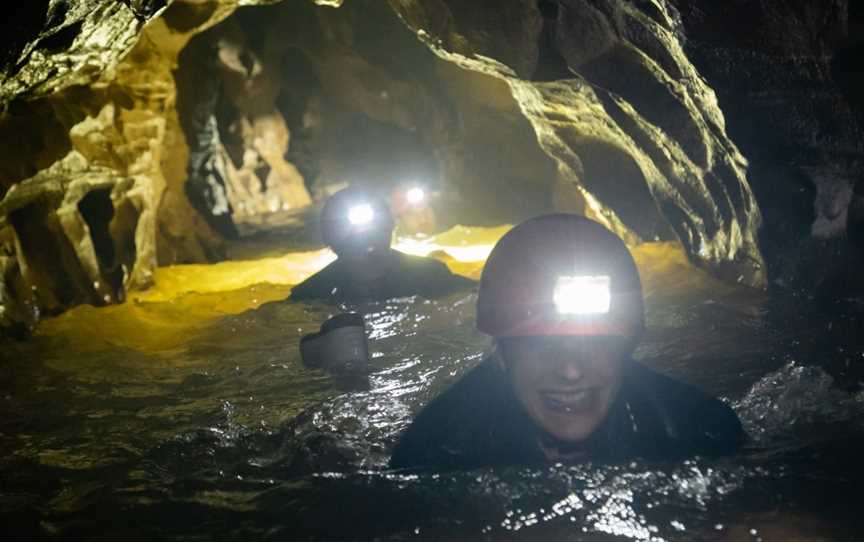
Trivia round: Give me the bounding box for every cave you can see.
[1,0,863,540]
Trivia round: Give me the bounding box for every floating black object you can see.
[300,313,369,373]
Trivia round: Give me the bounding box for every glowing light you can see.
[553,275,611,315]
[393,237,496,262]
[406,187,425,205]
[347,203,375,226]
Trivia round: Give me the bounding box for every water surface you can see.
[2,237,863,541]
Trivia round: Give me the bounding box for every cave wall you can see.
[5,0,850,334]
[177,13,314,239]
[0,1,253,335]
[177,0,765,282]
[264,0,766,284]
[670,0,864,287]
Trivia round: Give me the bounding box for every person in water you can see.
[389,214,745,470]
[290,186,475,302]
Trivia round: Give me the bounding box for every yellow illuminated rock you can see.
[1,0,768,337]
[35,225,498,352]
[36,223,754,354]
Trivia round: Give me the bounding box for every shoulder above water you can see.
[389,358,746,472]
[290,250,476,302]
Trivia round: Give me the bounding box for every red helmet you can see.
[476,214,644,338]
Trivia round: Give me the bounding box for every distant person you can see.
[290,186,475,302]
[390,214,745,470]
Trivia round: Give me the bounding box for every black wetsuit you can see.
[389,359,745,471]
[290,251,475,302]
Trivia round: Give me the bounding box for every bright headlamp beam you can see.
[554,275,611,315]
[347,204,375,226]
[406,187,425,205]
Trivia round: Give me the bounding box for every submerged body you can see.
[390,214,746,471]
[289,249,475,302]
[291,186,474,303]
[390,357,744,470]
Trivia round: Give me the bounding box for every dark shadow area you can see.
[572,139,672,241]
[849,179,864,255]
[175,29,239,240]
[36,21,82,53]
[670,0,863,288]
[0,99,73,194]
[78,189,116,271]
[831,2,864,113]
[78,188,124,299]
[161,0,218,32]
[277,47,323,191]
[8,204,92,311]
[0,0,51,74]
[531,1,571,81]
[580,44,709,169]
[109,198,139,292]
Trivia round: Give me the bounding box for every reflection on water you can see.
[1,228,863,540]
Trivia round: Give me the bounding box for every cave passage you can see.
[1,0,864,540]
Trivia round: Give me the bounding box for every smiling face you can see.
[499,336,631,443]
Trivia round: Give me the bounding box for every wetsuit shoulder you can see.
[389,361,504,471]
[394,252,476,296]
[289,260,343,301]
[624,362,745,458]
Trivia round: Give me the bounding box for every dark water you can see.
[1,286,863,541]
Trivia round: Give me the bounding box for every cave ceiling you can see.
[1,0,861,335]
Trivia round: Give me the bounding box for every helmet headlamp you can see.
[406,187,425,205]
[553,275,611,315]
[347,203,375,226]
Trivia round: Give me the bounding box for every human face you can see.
[500,336,630,443]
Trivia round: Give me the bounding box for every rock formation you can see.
[212,0,765,286]
[670,0,864,282]
[3,0,855,335]
[178,14,312,238]
[0,0,310,335]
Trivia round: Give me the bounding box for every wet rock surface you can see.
[670,0,864,283]
[1,0,860,332]
[0,3,227,335]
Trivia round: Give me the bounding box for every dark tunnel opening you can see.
[532,0,572,82]
[276,47,322,190]
[8,204,90,310]
[109,198,139,290]
[78,188,124,298]
[78,189,116,272]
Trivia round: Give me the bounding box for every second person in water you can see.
[290,186,475,303]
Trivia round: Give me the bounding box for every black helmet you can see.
[321,186,394,248]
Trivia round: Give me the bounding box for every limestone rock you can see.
[0,1,166,109]
[671,0,864,276]
[227,0,763,283]
[363,0,766,285]
[177,15,312,237]
[0,1,248,335]
[12,0,844,333]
